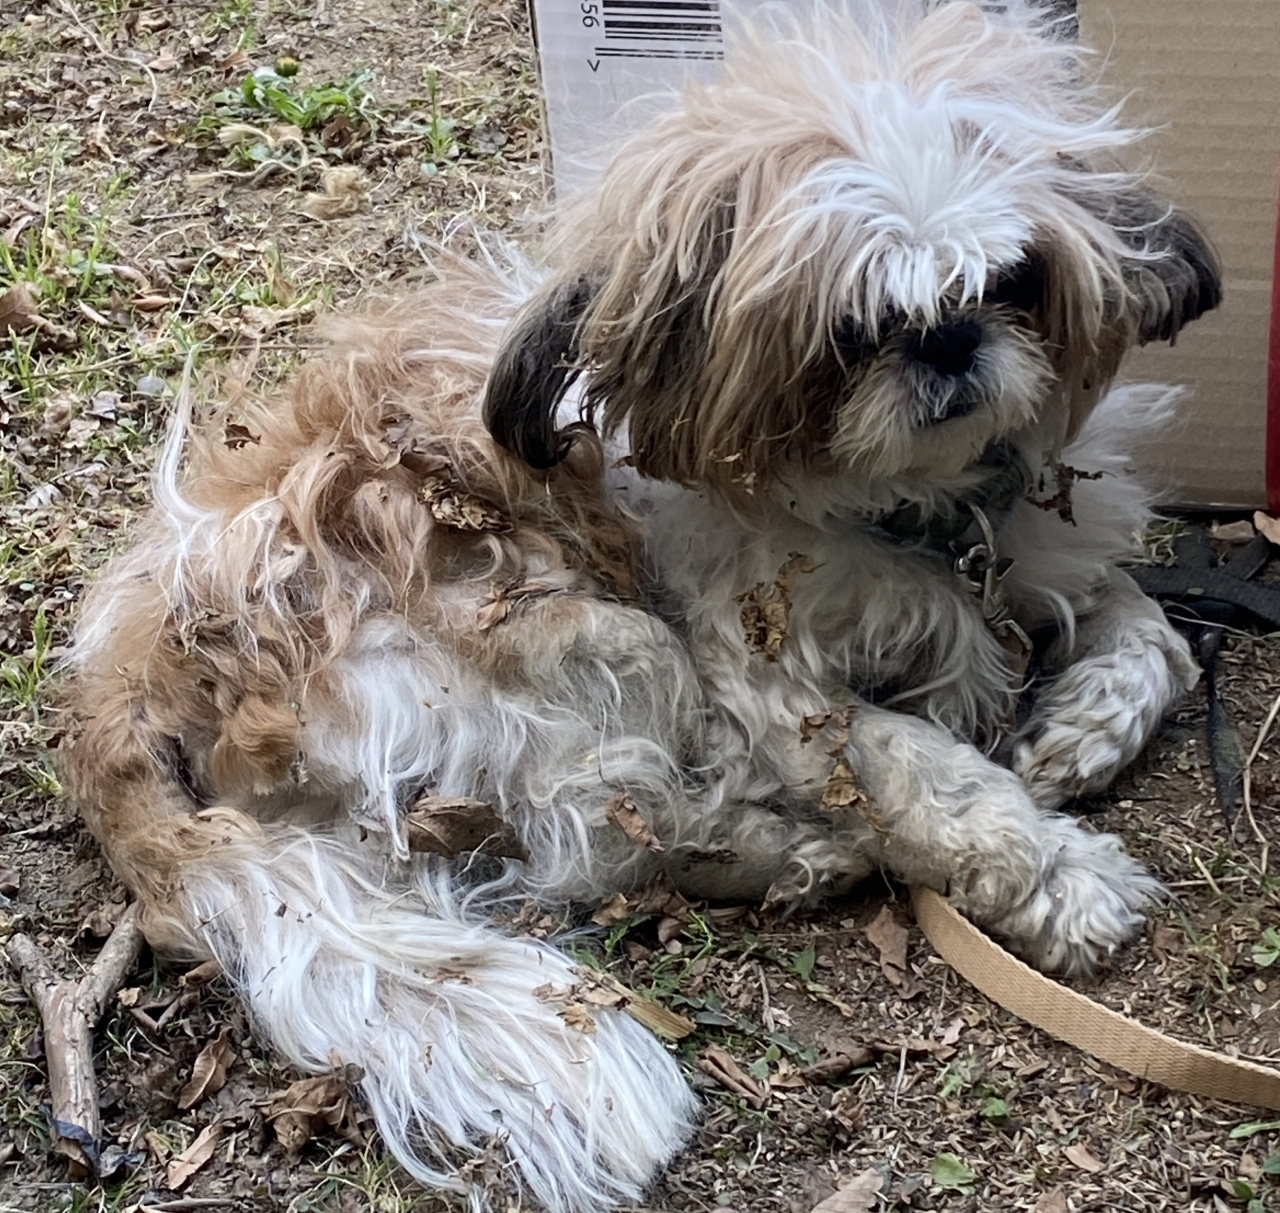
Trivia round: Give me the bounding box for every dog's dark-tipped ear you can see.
[483,273,600,469]
[1108,195,1222,344]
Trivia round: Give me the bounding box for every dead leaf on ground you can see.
[181,958,223,986]
[0,866,19,899]
[811,1167,883,1213]
[605,791,664,852]
[265,1067,366,1156]
[801,1047,875,1083]
[0,282,76,350]
[79,899,126,938]
[590,891,630,926]
[865,906,920,996]
[404,794,529,861]
[1152,923,1182,961]
[178,1026,236,1110]
[698,1044,768,1108]
[166,1123,222,1190]
[300,166,370,219]
[737,551,817,660]
[1033,1189,1069,1213]
[1254,512,1280,546]
[1064,1142,1105,1173]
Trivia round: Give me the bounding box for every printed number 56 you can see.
[582,1,599,27]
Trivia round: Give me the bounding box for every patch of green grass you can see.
[213,66,379,134]
[1,605,53,712]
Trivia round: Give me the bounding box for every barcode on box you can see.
[593,0,725,60]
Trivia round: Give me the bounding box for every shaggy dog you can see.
[61,3,1219,1209]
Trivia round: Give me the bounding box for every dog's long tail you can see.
[63,706,695,1211]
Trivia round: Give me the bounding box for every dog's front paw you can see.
[1013,638,1195,809]
[985,825,1162,976]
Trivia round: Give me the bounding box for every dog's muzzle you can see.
[911,320,983,423]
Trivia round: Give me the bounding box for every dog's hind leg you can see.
[829,704,1162,975]
[1012,569,1198,810]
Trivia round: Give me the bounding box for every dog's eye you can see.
[831,316,874,368]
[988,258,1045,316]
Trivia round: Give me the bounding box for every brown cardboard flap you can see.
[1081,0,1280,508]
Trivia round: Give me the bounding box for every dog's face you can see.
[486,2,1220,496]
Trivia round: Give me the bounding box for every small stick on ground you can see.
[4,902,145,1175]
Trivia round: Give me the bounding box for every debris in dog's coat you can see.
[419,474,511,532]
[605,790,665,852]
[736,552,817,660]
[405,794,529,861]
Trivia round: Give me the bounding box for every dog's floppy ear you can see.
[483,272,601,469]
[1105,193,1222,344]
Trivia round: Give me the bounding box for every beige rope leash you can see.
[910,885,1280,1108]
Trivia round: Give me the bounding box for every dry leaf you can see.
[821,755,868,812]
[558,1004,596,1034]
[0,282,76,350]
[698,1044,767,1108]
[1033,1189,1069,1213]
[604,791,664,853]
[420,475,510,532]
[865,906,919,996]
[166,1123,222,1190]
[265,1068,366,1155]
[1151,923,1182,961]
[590,892,631,926]
[147,51,179,71]
[0,866,19,899]
[181,959,223,986]
[1064,1142,1104,1173]
[404,795,529,861]
[223,422,260,449]
[811,1168,883,1213]
[79,899,126,938]
[178,1027,236,1110]
[132,294,176,312]
[801,1048,874,1083]
[737,552,817,660]
[475,595,512,631]
[1254,512,1280,546]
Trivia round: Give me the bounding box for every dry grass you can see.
[3,1,1280,1211]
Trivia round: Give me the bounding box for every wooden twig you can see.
[4,903,145,1175]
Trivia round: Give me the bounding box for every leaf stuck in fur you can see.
[736,552,817,661]
[166,1123,222,1190]
[404,795,530,862]
[420,475,511,532]
[178,1026,236,1110]
[558,1004,597,1034]
[821,756,869,812]
[604,790,665,852]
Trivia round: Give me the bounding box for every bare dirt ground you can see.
[2,2,1280,1211]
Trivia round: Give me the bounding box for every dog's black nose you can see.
[911,321,982,377]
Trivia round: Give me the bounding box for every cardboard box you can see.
[1079,0,1280,510]
[530,0,1280,507]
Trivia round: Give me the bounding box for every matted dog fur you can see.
[61,3,1220,1209]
